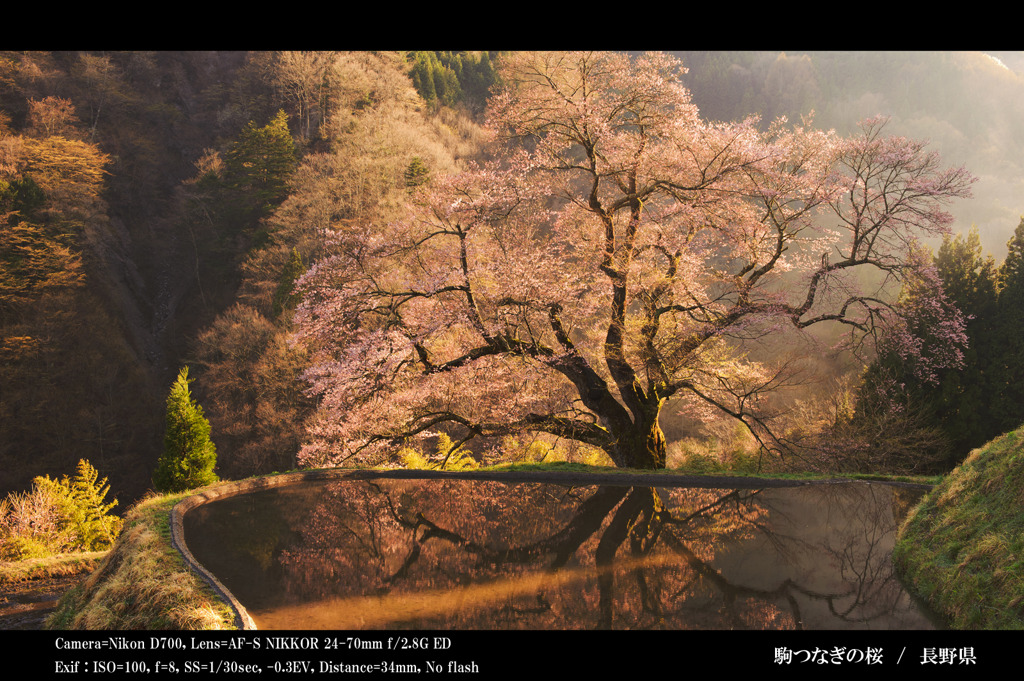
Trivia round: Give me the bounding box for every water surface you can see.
[183,478,939,630]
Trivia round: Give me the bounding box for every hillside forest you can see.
[3,50,1024,521]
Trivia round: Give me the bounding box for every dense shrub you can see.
[0,459,121,560]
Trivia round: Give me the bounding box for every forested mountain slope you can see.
[2,51,253,499]
[0,51,489,502]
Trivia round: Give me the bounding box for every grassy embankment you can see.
[894,426,1024,629]
[43,491,235,630]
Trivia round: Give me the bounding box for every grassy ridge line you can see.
[45,491,236,630]
[894,428,1024,629]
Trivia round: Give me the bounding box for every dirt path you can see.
[0,575,83,630]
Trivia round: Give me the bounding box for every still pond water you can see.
[183,478,941,630]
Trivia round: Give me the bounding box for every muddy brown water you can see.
[183,478,943,630]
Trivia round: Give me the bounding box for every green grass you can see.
[894,427,1024,629]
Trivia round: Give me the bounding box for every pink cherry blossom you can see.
[293,52,974,470]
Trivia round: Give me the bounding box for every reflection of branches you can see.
[817,484,909,624]
[356,482,632,599]
[661,529,845,629]
[664,487,761,527]
[624,486,823,629]
[416,486,626,563]
[252,480,930,629]
[654,484,923,629]
[373,484,775,628]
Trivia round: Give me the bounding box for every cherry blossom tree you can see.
[293,51,974,470]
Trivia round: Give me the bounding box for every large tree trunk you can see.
[609,414,668,470]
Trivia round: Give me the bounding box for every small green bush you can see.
[36,459,122,552]
[1,534,53,561]
[0,459,121,560]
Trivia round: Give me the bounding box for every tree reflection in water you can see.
[183,479,938,630]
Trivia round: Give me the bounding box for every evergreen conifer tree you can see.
[153,367,218,493]
[224,109,297,221]
[992,218,1024,432]
[404,157,430,188]
[932,228,1001,455]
